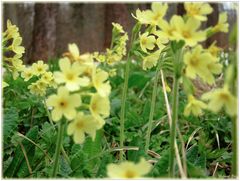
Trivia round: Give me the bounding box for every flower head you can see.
[139,32,156,53]
[46,86,81,121]
[21,67,34,81]
[92,69,111,97]
[201,85,237,116]
[184,3,213,21]
[132,3,168,26]
[32,60,48,76]
[184,95,207,116]
[212,12,229,33]
[54,57,90,91]
[11,37,25,55]
[173,16,206,47]
[90,93,110,119]
[142,50,161,70]
[67,112,99,144]
[107,158,152,178]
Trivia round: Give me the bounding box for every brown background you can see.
[3,2,237,64]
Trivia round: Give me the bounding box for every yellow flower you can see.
[173,16,206,47]
[32,60,48,76]
[35,79,48,90]
[28,82,46,96]
[164,81,171,92]
[156,36,168,51]
[40,72,53,83]
[184,45,209,80]
[184,95,207,116]
[46,86,81,121]
[90,93,110,119]
[21,67,34,81]
[132,3,168,26]
[212,12,229,33]
[54,57,90,91]
[132,9,153,25]
[150,2,168,25]
[207,41,222,57]
[5,20,20,40]
[107,158,152,178]
[93,52,106,62]
[92,69,111,97]
[184,3,213,21]
[3,81,9,88]
[142,50,161,70]
[139,32,156,53]
[66,43,93,64]
[155,16,179,40]
[68,43,80,61]
[109,68,117,77]
[112,22,124,33]
[67,112,99,144]
[202,85,237,116]
[11,37,25,55]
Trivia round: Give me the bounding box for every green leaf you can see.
[128,72,151,89]
[151,150,169,177]
[4,126,38,178]
[3,107,19,143]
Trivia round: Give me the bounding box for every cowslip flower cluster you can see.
[133,2,235,117]
[46,43,111,144]
[107,158,152,178]
[2,20,25,80]
[21,60,55,96]
[93,23,128,65]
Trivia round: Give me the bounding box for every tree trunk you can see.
[30,3,58,63]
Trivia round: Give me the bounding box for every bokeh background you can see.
[3,2,237,64]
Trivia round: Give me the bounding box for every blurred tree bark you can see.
[30,3,58,63]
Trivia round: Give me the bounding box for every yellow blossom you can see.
[150,2,168,25]
[28,82,46,96]
[90,93,110,120]
[107,158,152,178]
[65,43,93,64]
[35,79,48,91]
[212,12,229,33]
[173,16,206,47]
[32,60,48,76]
[3,81,9,88]
[184,95,207,116]
[11,37,25,55]
[155,15,179,41]
[139,32,156,53]
[40,72,53,83]
[54,57,90,91]
[202,85,237,116]
[92,69,111,97]
[207,41,222,57]
[21,67,34,81]
[132,9,153,25]
[67,112,99,144]
[184,45,210,81]
[112,22,124,33]
[46,86,81,121]
[5,20,20,40]
[184,3,213,21]
[109,68,117,77]
[142,50,161,70]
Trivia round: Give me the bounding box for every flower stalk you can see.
[145,59,161,152]
[119,23,140,161]
[169,47,182,177]
[51,120,65,177]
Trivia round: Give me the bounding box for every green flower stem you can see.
[51,120,65,178]
[145,61,161,152]
[169,75,179,177]
[231,116,237,177]
[119,52,131,161]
